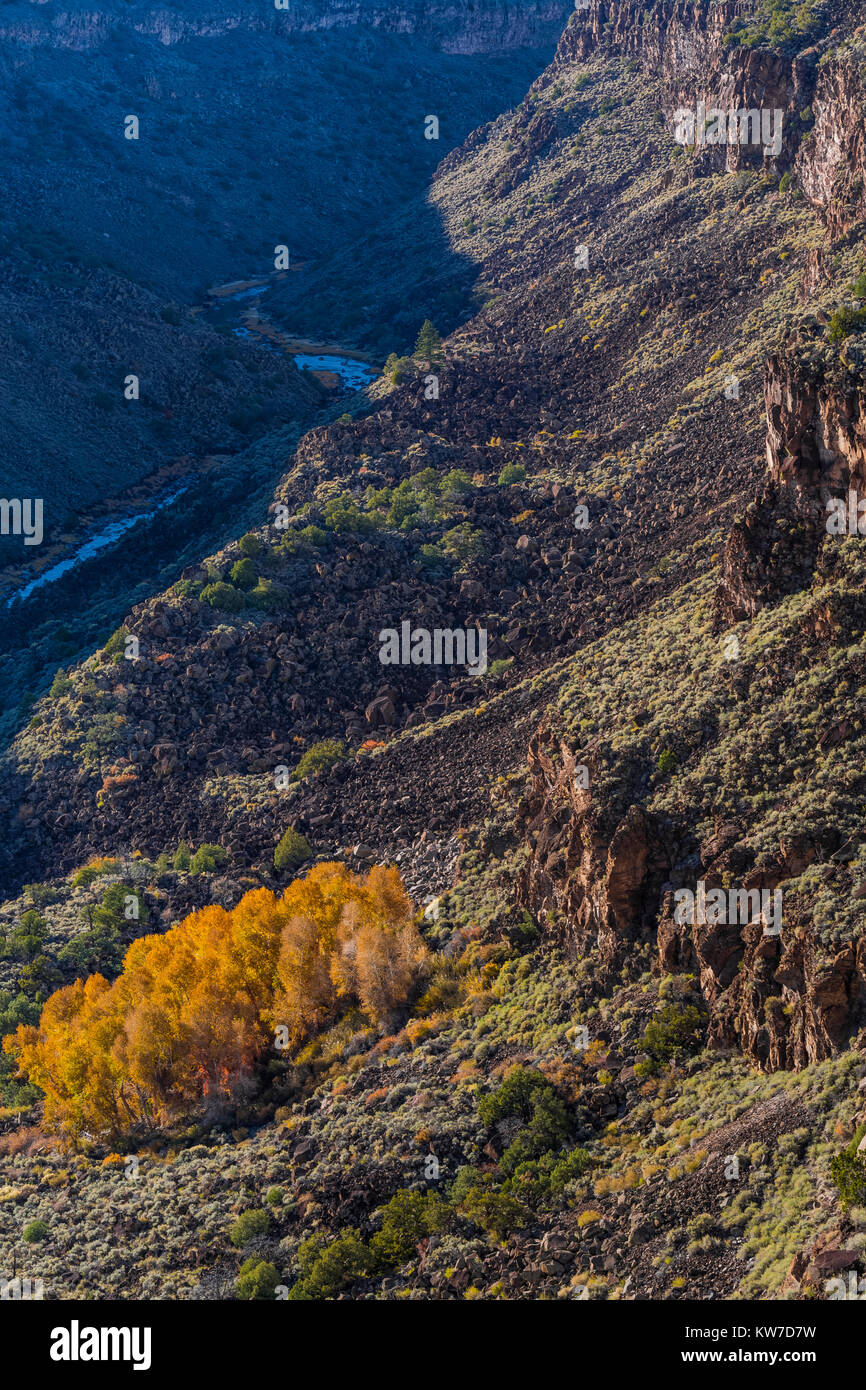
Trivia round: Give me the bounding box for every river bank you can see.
[1,279,379,615]
[207,274,379,391]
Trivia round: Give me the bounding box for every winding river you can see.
[3,280,378,609]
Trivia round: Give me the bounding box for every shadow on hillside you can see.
[268,184,485,360]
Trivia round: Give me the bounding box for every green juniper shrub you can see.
[248,579,291,611]
[23,1220,49,1243]
[95,883,148,929]
[440,523,484,565]
[288,1230,370,1300]
[238,533,263,558]
[298,524,328,548]
[504,1145,595,1204]
[17,954,63,999]
[498,462,526,485]
[383,353,411,385]
[290,739,347,783]
[102,627,129,660]
[441,468,473,498]
[49,670,73,699]
[827,305,866,344]
[189,844,227,875]
[288,1191,453,1299]
[368,1190,452,1268]
[452,1168,529,1239]
[831,1127,866,1210]
[229,557,258,591]
[0,989,41,1034]
[172,578,203,600]
[485,658,513,681]
[274,828,312,874]
[72,859,120,889]
[322,496,377,535]
[479,1066,570,1174]
[635,1003,705,1076]
[229,1209,270,1248]
[8,910,48,962]
[201,581,245,613]
[417,543,448,572]
[236,1257,280,1301]
[58,883,148,977]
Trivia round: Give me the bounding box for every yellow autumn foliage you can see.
[3,863,425,1144]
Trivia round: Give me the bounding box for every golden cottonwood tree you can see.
[3,864,426,1144]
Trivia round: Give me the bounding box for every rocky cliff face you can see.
[0,0,572,53]
[557,0,745,67]
[796,35,866,236]
[516,719,866,1071]
[717,336,866,624]
[515,728,674,979]
[556,0,819,171]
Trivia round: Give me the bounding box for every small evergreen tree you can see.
[190,843,227,875]
[414,319,442,362]
[229,1209,270,1248]
[230,557,257,590]
[238,532,263,558]
[274,828,312,873]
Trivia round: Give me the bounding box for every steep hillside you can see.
[2,0,866,1307]
[0,0,568,749]
[0,0,566,529]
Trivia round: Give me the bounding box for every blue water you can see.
[5,480,191,608]
[231,325,281,353]
[294,353,377,390]
[5,302,376,607]
[229,327,376,388]
[222,285,269,302]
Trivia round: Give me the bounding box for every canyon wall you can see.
[556,0,821,171]
[0,0,572,54]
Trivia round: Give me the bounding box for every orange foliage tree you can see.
[3,864,426,1145]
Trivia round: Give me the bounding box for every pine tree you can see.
[414,319,442,362]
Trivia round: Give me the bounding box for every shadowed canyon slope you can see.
[1,0,866,1307]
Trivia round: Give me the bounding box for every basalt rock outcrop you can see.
[518,726,866,1068]
[515,727,675,977]
[717,336,866,625]
[796,32,866,237]
[555,0,821,172]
